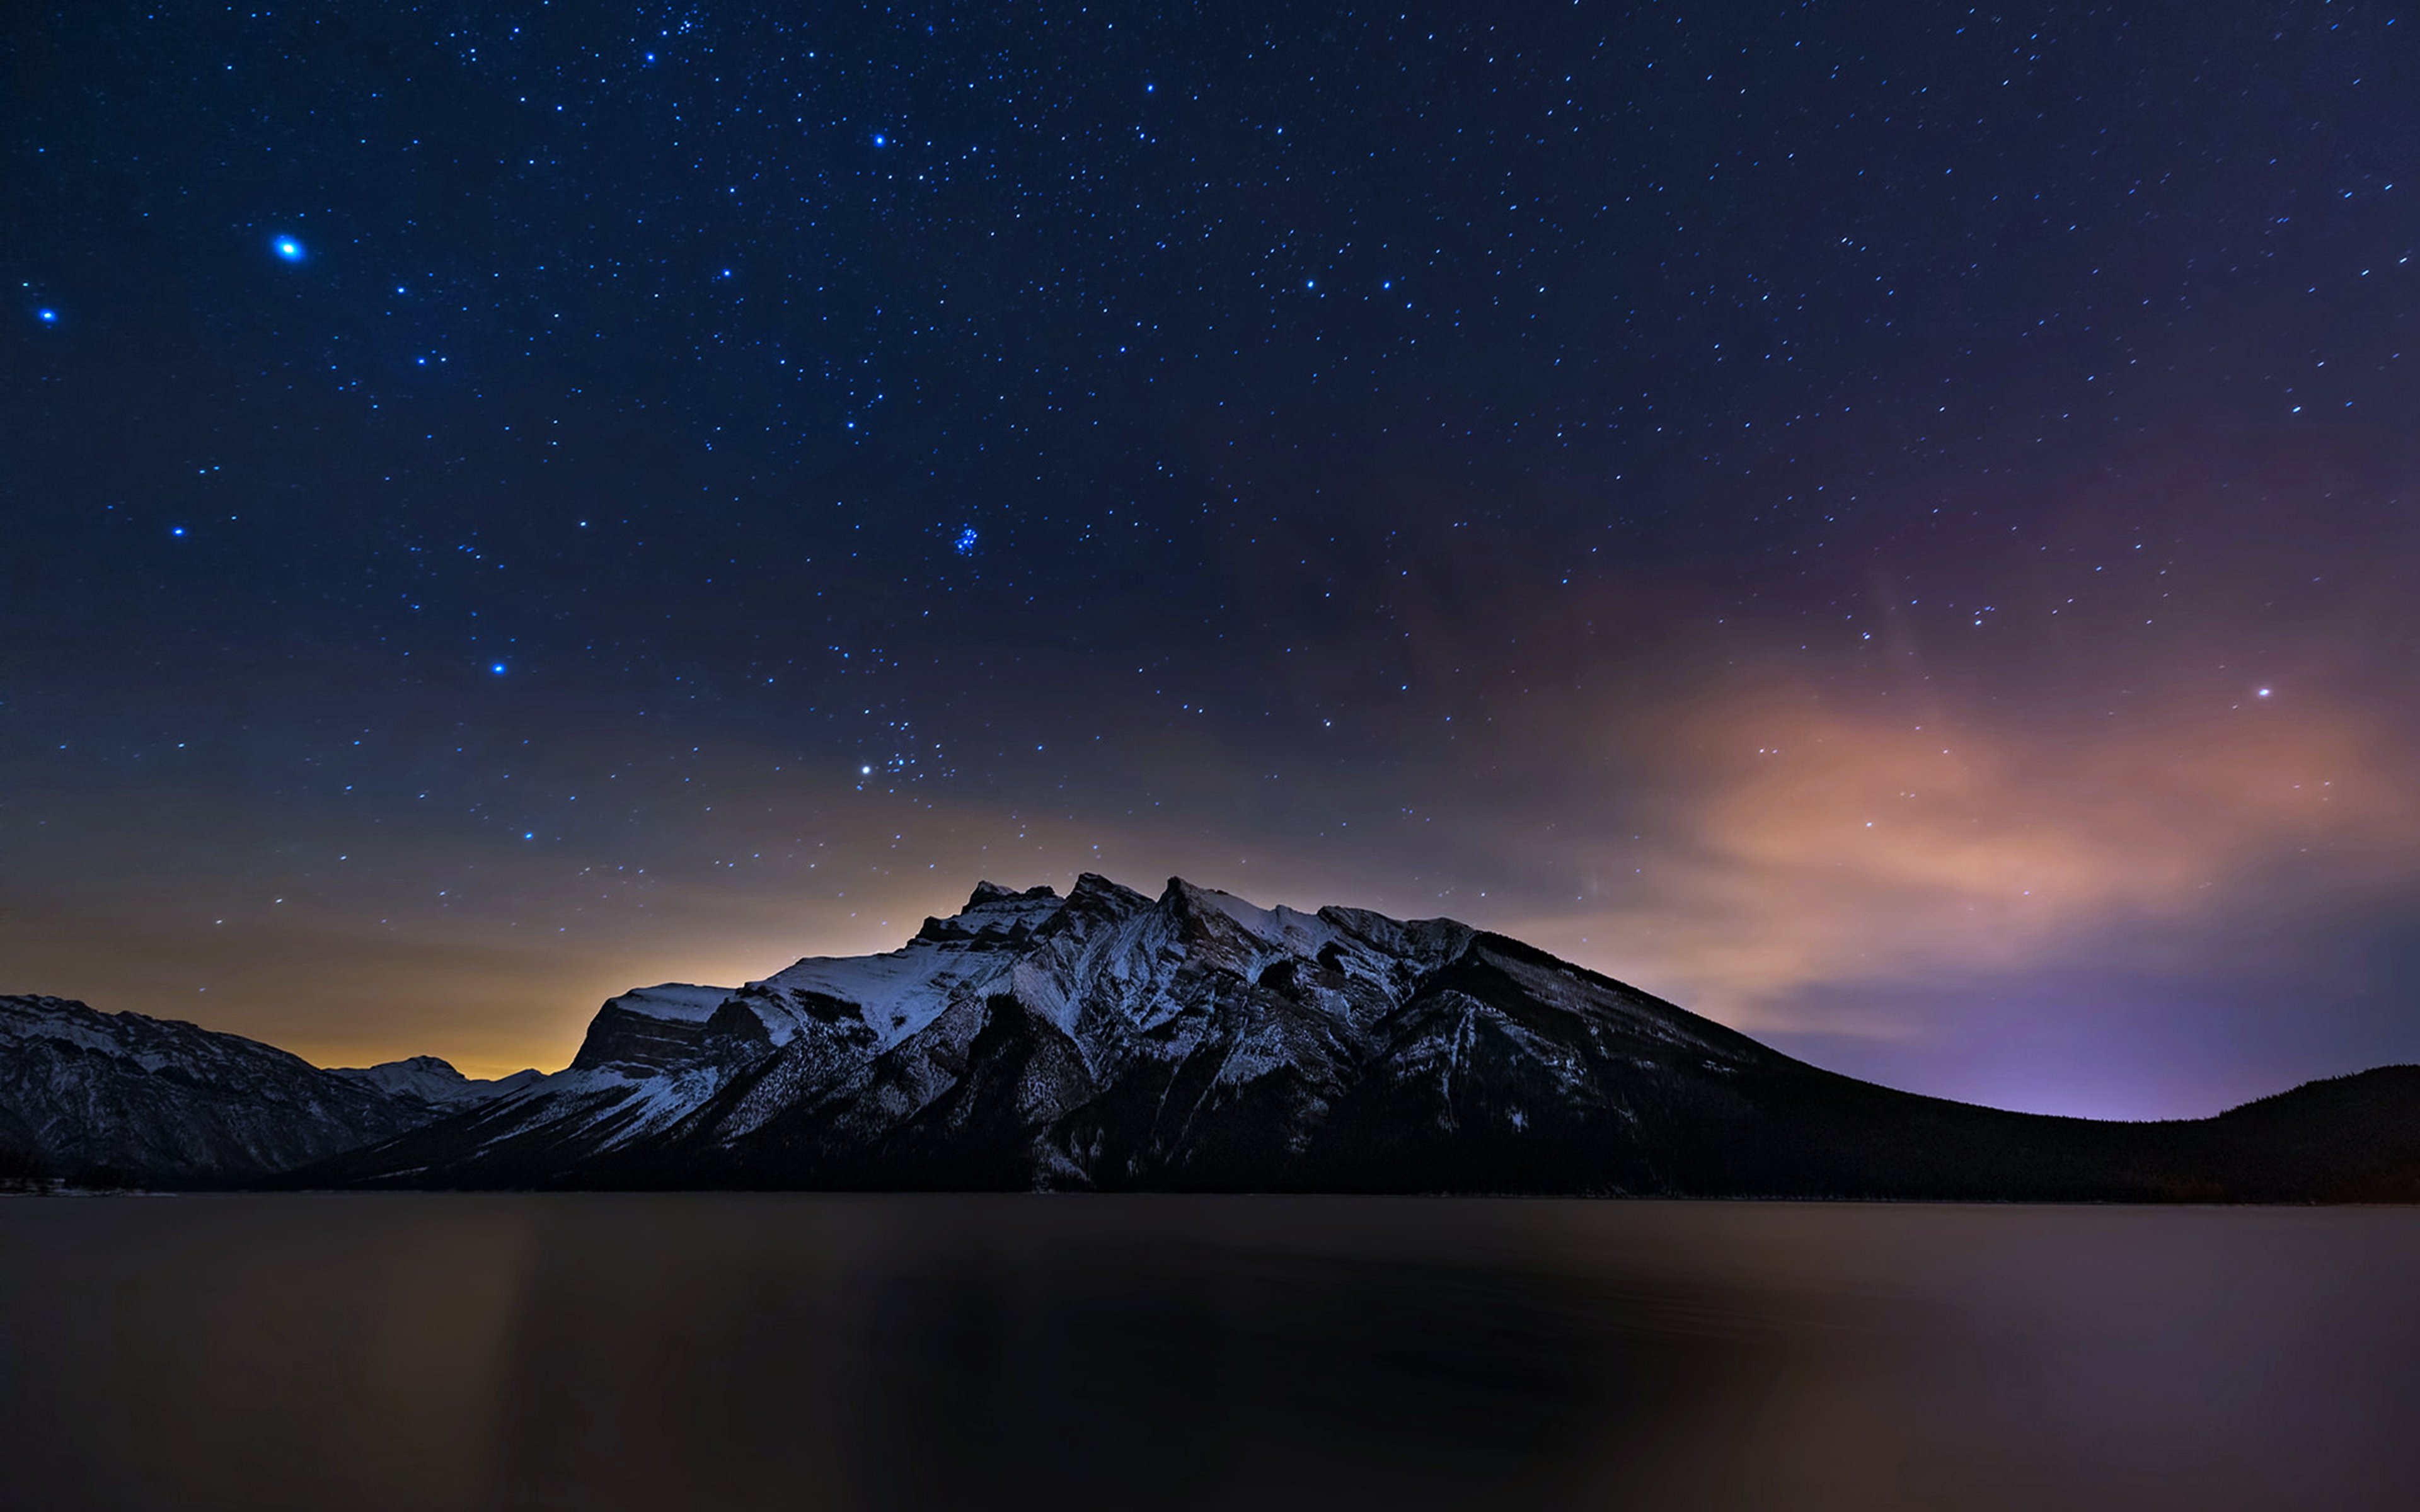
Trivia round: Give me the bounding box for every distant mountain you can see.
[328,1055,546,1107]
[0,994,533,1187]
[287,874,2420,1201]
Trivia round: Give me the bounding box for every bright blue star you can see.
[35,308,57,324]
[872,133,887,147]
[170,526,187,537]
[490,662,507,675]
[272,236,305,262]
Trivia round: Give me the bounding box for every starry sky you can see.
[6,3,2419,1117]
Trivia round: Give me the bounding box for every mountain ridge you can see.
[0,993,537,1187]
[9,874,2419,1199]
[287,874,2420,1201]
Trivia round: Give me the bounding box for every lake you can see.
[0,1195,2412,1509]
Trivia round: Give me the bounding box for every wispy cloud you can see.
[1499,680,2420,1043]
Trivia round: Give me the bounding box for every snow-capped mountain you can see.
[299,874,2420,1200]
[14,877,2417,1198]
[0,994,533,1186]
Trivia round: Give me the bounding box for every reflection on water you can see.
[1,1196,2414,1509]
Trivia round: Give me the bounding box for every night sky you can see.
[6,4,2418,1118]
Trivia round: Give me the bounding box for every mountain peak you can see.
[368,1054,463,1078]
[1158,874,1237,912]
[1068,871,1152,910]
[1156,875,1291,947]
[967,879,1058,910]
[328,1055,543,1108]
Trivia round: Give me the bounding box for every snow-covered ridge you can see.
[749,879,1076,1046]
[2,874,1785,1191]
[16,877,2416,1200]
[0,994,533,1186]
[7,874,1773,1192]
[600,983,733,1024]
[317,872,1787,1190]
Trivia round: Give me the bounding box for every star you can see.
[272,236,304,262]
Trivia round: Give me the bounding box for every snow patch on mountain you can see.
[750,881,1069,1047]
[603,984,733,1024]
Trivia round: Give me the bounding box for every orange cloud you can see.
[1504,684,2420,1038]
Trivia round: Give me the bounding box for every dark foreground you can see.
[1,1196,2414,1511]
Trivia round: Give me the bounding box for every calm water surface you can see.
[0,1195,2413,1509]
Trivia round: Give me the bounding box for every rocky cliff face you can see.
[0,994,528,1186]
